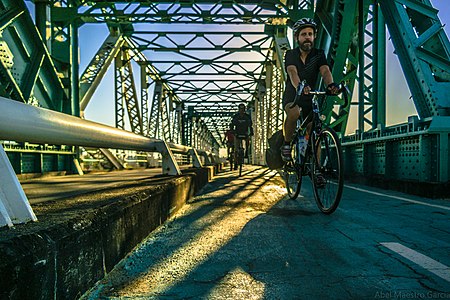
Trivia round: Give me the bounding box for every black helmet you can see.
[293,18,317,34]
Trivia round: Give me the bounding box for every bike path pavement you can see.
[83,165,450,299]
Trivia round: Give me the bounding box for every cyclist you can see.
[222,129,235,161]
[230,103,254,164]
[281,17,340,163]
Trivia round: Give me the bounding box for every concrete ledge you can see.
[0,166,216,299]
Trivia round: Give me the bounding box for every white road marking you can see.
[346,185,450,211]
[381,242,450,283]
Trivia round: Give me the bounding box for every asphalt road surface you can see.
[83,165,450,299]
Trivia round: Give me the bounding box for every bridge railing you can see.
[341,115,449,191]
[0,96,216,227]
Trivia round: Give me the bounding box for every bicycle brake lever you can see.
[290,80,308,109]
[296,80,307,96]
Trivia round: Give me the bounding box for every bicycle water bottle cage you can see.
[299,135,308,157]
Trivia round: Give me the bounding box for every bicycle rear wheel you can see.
[283,140,302,199]
[237,147,244,176]
[229,152,234,171]
[311,127,343,214]
[239,148,243,176]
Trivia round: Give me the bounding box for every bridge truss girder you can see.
[0,0,69,111]
[1,0,448,183]
[379,0,450,118]
[114,49,143,134]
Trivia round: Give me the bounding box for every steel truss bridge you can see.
[0,0,449,224]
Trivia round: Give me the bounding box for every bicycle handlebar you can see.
[290,80,350,109]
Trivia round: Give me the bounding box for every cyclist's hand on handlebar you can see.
[303,84,311,95]
[296,81,310,95]
[326,82,340,95]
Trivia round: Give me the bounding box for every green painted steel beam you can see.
[70,1,290,24]
[0,0,68,111]
[379,0,450,117]
[315,0,359,136]
[80,34,125,111]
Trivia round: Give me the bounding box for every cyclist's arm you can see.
[230,115,235,131]
[319,65,334,86]
[287,65,301,89]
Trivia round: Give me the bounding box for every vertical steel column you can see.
[140,64,149,136]
[69,0,79,117]
[373,3,386,130]
[358,0,365,133]
[34,0,48,44]
[148,82,164,138]
[114,54,125,130]
[174,103,182,144]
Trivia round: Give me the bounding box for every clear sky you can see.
[26,1,450,135]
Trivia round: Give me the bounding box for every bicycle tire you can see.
[236,147,244,176]
[283,139,302,199]
[229,153,234,171]
[284,165,302,199]
[311,127,343,214]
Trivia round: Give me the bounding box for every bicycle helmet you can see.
[293,18,317,35]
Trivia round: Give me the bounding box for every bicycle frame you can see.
[283,80,349,214]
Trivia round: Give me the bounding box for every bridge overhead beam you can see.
[72,1,289,24]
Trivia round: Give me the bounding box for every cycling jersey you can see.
[231,113,253,136]
[282,47,329,110]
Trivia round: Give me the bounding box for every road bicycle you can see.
[282,81,350,214]
[234,134,248,177]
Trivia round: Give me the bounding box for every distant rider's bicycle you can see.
[228,145,235,172]
[234,134,248,177]
[283,80,350,214]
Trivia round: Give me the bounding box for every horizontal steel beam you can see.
[0,98,159,151]
[0,97,215,175]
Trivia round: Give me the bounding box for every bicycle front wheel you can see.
[239,160,243,176]
[283,163,302,199]
[311,127,343,214]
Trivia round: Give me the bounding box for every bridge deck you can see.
[82,166,450,298]
[1,166,449,298]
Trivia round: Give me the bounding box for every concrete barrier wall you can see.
[0,167,216,299]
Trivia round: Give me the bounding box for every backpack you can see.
[265,130,284,170]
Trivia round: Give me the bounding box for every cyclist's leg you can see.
[283,103,301,143]
[282,103,301,161]
[244,137,249,158]
[239,138,244,163]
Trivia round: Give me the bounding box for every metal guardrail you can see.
[0,96,216,227]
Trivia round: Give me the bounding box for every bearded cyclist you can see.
[281,18,339,163]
